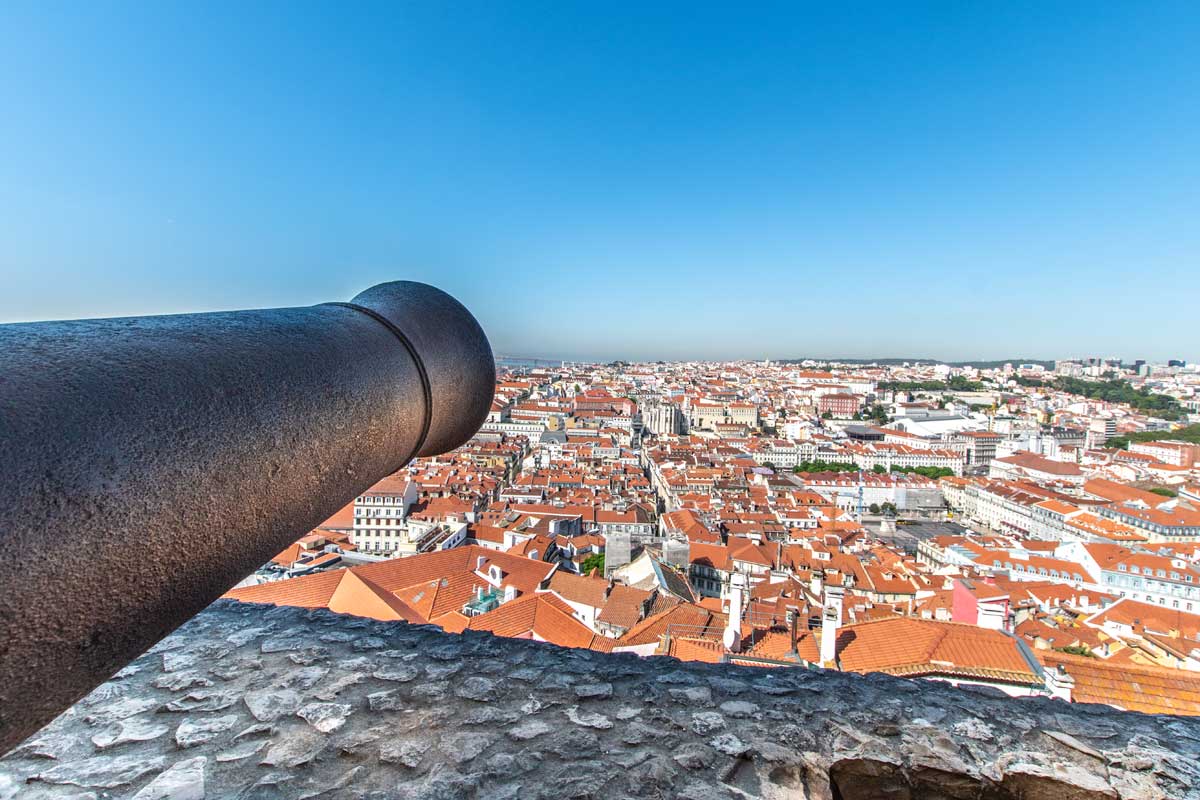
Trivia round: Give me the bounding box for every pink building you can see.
[952,578,1011,631]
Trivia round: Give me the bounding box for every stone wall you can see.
[2,600,1198,799]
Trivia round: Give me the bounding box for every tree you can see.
[1107,423,1200,451]
[1149,487,1178,498]
[891,465,955,480]
[1047,377,1183,421]
[792,460,859,474]
[880,502,897,516]
[869,503,881,514]
[821,411,834,420]
[1056,644,1095,658]
[580,553,605,575]
[872,465,887,474]
[877,377,986,393]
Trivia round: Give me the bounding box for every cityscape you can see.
[226,356,1200,713]
[4,3,1200,798]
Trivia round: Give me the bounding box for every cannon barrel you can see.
[0,281,495,754]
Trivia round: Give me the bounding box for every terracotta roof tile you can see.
[546,571,610,609]
[1040,650,1200,715]
[466,593,599,649]
[597,584,653,629]
[225,569,345,608]
[795,617,1040,686]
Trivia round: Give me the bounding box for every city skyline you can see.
[497,353,1191,368]
[3,5,1200,792]
[2,4,1198,361]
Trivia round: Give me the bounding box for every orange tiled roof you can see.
[1085,597,1200,640]
[270,543,304,567]
[226,569,345,608]
[664,636,725,663]
[619,602,727,647]
[743,629,795,661]
[545,571,610,609]
[319,501,356,530]
[994,452,1083,476]
[1040,650,1200,716]
[1084,477,1169,509]
[796,617,1040,686]
[225,546,556,623]
[596,584,654,629]
[466,592,599,650]
[689,542,731,571]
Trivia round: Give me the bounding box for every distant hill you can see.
[778,357,1056,370]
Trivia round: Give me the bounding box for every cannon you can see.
[0,281,495,754]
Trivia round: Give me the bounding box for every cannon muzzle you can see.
[0,281,495,753]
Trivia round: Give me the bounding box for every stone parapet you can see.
[2,600,1197,799]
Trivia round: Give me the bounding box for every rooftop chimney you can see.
[723,573,746,653]
[820,585,845,667]
[1045,663,1075,702]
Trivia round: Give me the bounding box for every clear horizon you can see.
[2,3,1198,362]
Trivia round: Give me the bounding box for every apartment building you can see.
[1131,440,1200,468]
[989,451,1085,487]
[818,393,862,418]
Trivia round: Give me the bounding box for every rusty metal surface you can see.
[0,281,494,754]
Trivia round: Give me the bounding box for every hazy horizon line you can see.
[496,354,1191,367]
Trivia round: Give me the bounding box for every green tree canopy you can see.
[1107,423,1200,450]
[891,465,956,480]
[878,376,986,393]
[580,553,605,575]
[792,460,859,474]
[1023,377,1184,421]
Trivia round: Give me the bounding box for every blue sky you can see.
[1,3,1197,362]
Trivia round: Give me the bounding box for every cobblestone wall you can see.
[2,599,1198,799]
